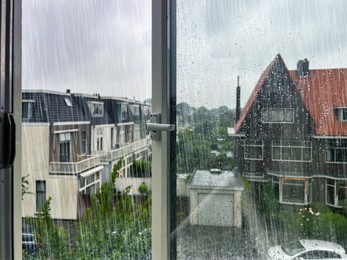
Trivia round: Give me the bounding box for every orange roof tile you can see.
[235,55,347,136]
[289,68,347,136]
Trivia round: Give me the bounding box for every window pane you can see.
[22,1,152,259]
[176,1,347,258]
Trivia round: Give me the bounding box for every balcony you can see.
[49,155,101,175]
[94,139,149,162]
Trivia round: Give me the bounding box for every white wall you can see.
[48,176,78,219]
[92,124,114,152]
[22,124,50,217]
[189,187,243,228]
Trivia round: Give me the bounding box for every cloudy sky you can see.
[23,0,347,109]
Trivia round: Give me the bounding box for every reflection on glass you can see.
[176,0,347,259]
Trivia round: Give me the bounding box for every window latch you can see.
[0,113,16,169]
[146,113,175,141]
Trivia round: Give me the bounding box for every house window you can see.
[59,133,71,162]
[261,108,294,123]
[272,140,311,162]
[87,101,104,117]
[64,97,72,107]
[134,124,141,141]
[81,131,87,154]
[335,107,347,122]
[22,100,34,120]
[326,179,347,207]
[97,137,103,151]
[326,139,347,163]
[280,178,310,205]
[243,140,263,160]
[36,181,46,212]
[111,127,114,149]
[121,103,128,121]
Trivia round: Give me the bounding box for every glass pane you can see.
[22,1,152,259]
[176,0,347,258]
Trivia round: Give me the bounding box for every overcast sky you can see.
[23,0,347,109]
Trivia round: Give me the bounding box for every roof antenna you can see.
[235,76,241,124]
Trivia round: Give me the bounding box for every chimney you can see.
[297,58,310,78]
[66,89,71,94]
[235,76,241,124]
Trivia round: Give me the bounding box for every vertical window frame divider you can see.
[152,1,177,259]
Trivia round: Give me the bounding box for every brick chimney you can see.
[297,58,310,78]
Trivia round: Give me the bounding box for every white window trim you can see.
[261,108,294,124]
[87,101,104,117]
[325,140,347,164]
[325,178,347,208]
[243,141,263,161]
[279,177,311,205]
[272,140,312,162]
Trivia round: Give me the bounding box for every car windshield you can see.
[281,241,305,256]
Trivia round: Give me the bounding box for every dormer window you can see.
[22,100,35,120]
[87,101,104,117]
[335,107,347,122]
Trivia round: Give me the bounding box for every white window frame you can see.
[325,179,347,208]
[279,177,311,205]
[22,100,34,120]
[261,108,294,123]
[87,101,104,117]
[335,107,347,122]
[152,0,171,259]
[243,140,263,160]
[325,139,347,163]
[272,140,312,162]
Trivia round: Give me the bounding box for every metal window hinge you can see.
[146,113,175,141]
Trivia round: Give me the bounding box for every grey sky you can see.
[23,0,151,101]
[23,0,347,109]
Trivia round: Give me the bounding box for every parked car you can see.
[22,224,41,256]
[267,239,347,259]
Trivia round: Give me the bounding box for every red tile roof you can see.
[235,55,347,136]
[290,68,347,136]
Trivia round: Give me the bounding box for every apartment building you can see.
[22,90,151,220]
[233,55,347,207]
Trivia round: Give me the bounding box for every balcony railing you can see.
[94,139,149,162]
[50,155,101,175]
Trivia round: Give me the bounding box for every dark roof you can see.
[235,55,347,136]
[72,94,112,125]
[22,90,89,123]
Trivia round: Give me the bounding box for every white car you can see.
[267,239,347,259]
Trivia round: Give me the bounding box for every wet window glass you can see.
[176,0,347,259]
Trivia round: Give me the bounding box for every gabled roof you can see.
[235,55,281,132]
[235,55,347,136]
[289,68,347,136]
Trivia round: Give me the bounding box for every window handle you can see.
[145,113,175,141]
[0,113,16,169]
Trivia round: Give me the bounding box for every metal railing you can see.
[94,139,149,162]
[49,155,101,174]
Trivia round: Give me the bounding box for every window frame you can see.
[325,178,347,208]
[272,140,312,162]
[36,180,46,212]
[325,139,347,164]
[243,140,263,161]
[279,177,311,205]
[87,101,104,117]
[261,108,294,124]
